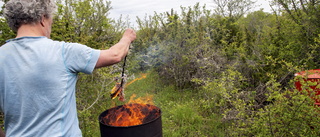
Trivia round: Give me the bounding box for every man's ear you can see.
[40,15,46,27]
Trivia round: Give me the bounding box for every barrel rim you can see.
[99,103,161,128]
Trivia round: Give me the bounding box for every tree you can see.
[52,0,119,49]
[212,0,255,19]
[269,0,320,68]
[272,0,320,48]
[0,18,15,45]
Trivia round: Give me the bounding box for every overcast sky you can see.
[108,0,273,26]
[0,0,272,25]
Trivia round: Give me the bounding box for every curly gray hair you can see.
[3,0,57,32]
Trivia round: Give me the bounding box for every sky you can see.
[108,0,273,26]
[0,0,272,25]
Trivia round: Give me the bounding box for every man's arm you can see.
[95,28,136,68]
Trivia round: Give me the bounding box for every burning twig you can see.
[110,73,148,103]
[110,75,127,101]
[110,47,129,101]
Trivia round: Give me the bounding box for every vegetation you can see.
[1,0,320,136]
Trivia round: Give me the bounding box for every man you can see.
[0,0,136,136]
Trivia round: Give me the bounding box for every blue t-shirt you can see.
[0,37,100,136]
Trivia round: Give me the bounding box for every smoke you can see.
[134,41,176,71]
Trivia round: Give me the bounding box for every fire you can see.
[110,73,148,101]
[128,94,154,105]
[125,73,147,87]
[103,94,160,127]
[103,73,160,127]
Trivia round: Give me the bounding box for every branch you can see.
[82,79,114,112]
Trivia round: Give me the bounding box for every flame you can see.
[110,73,148,101]
[103,94,159,127]
[125,73,147,87]
[104,73,160,127]
[128,94,154,105]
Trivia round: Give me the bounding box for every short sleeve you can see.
[62,42,100,74]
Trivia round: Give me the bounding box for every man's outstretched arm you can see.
[95,28,136,68]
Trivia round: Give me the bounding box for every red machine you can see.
[295,69,320,106]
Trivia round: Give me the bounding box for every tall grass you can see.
[122,72,225,137]
[77,71,225,136]
[75,68,320,137]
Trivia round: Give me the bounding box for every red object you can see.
[295,69,320,106]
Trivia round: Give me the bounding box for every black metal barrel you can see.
[99,104,162,137]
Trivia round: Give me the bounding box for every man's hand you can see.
[95,28,136,68]
[122,28,136,43]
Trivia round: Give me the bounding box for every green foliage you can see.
[128,2,320,135]
[134,4,228,89]
[0,18,15,45]
[76,68,120,137]
[0,112,3,131]
[198,59,320,136]
[2,0,320,136]
[240,76,320,136]
[212,0,256,19]
[165,103,203,137]
[144,72,225,137]
[52,0,121,49]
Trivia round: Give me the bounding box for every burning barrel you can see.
[99,103,162,137]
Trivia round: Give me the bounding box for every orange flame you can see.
[104,94,159,127]
[104,73,160,127]
[110,73,148,101]
[128,94,154,105]
[125,73,147,87]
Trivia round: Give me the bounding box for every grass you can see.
[77,71,225,137]
[122,72,225,137]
